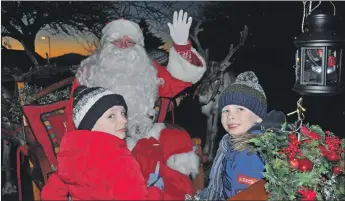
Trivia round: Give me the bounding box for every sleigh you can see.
[15,77,205,200]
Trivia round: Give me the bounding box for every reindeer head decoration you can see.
[189,18,249,107]
[197,61,228,105]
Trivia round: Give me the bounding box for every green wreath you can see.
[248,99,345,201]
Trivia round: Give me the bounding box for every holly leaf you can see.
[275,134,288,141]
[273,158,281,169]
[319,163,327,173]
[298,172,311,186]
[249,138,264,146]
[336,187,345,195]
[289,194,296,200]
[310,125,325,138]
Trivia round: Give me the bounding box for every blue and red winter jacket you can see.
[222,110,286,199]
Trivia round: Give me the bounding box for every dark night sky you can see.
[170,1,345,143]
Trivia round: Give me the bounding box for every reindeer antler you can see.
[189,17,213,63]
[220,25,249,71]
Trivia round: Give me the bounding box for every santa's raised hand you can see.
[167,10,192,45]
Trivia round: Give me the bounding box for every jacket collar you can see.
[68,130,127,149]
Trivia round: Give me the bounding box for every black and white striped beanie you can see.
[72,86,128,131]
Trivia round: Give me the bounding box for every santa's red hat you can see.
[102,18,144,46]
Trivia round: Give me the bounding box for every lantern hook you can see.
[301,1,337,33]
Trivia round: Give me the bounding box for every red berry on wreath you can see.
[298,158,313,172]
[318,145,329,156]
[298,187,317,200]
[289,133,297,141]
[307,131,321,140]
[289,158,299,169]
[301,126,309,134]
[292,141,300,147]
[326,151,340,162]
[333,166,341,175]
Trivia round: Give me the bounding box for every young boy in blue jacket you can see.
[198,71,286,200]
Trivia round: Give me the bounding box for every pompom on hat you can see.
[101,18,145,47]
[72,86,128,131]
[218,71,267,119]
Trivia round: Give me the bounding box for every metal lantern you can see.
[293,12,345,95]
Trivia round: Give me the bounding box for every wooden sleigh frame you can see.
[15,77,205,200]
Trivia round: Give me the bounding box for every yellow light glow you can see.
[41,36,47,40]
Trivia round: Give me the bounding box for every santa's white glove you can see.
[167,10,192,45]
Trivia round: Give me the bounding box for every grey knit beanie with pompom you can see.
[218,71,267,119]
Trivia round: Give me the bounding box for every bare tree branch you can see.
[72,34,99,55]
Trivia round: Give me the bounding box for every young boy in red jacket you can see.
[41,86,164,200]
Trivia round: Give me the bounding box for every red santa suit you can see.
[64,19,206,141]
[131,124,199,200]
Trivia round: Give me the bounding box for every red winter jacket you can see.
[131,137,193,200]
[41,130,163,200]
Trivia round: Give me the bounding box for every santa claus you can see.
[65,10,206,144]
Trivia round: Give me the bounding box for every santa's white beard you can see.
[77,43,158,140]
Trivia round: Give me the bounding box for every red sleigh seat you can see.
[17,100,69,200]
[23,101,68,169]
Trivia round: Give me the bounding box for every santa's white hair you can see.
[76,24,159,140]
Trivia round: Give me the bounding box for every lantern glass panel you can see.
[301,47,326,85]
[295,49,301,84]
[325,47,342,86]
[299,47,342,86]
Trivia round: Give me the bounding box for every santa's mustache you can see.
[99,43,142,61]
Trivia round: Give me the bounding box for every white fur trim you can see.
[101,19,145,47]
[166,146,200,179]
[144,123,166,140]
[126,123,166,151]
[167,46,206,84]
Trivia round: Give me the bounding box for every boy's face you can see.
[221,105,263,136]
[92,106,127,139]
